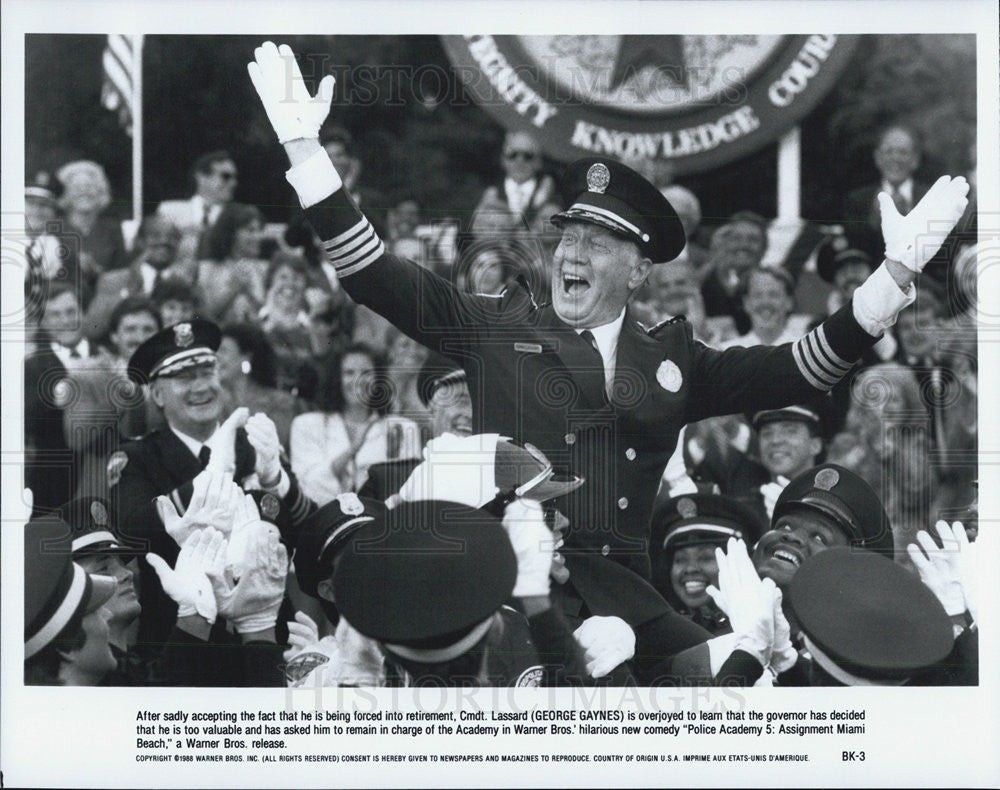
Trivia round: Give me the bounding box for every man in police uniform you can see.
[112,318,315,648]
[247,42,968,653]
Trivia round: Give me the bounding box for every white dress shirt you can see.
[575,308,626,395]
[49,338,90,367]
[503,177,537,216]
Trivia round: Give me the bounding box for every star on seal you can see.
[656,359,683,393]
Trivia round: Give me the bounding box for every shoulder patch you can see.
[106,451,129,488]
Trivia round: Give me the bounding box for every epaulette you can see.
[645,314,687,337]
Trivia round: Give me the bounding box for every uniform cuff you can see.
[285,148,344,209]
[261,467,291,499]
[851,262,916,337]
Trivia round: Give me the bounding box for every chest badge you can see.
[656,359,683,393]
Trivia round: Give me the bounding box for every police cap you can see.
[295,493,387,598]
[127,319,221,384]
[24,517,115,659]
[416,352,467,408]
[752,404,823,434]
[651,493,766,558]
[56,496,135,558]
[551,157,686,263]
[772,464,893,555]
[333,500,517,663]
[788,547,953,684]
[816,227,879,283]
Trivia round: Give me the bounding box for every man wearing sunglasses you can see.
[472,130,558,235]
[156,150,241,269]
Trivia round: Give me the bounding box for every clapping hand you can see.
[878,175,970,272]
[155,469,244,548]
[207,524,288,634]
[245,412,283,487]
[146,528,226,625]
[706,538,780,667]
[502,499,554,597]
[204,407,250,474]
[907,521,977,622]
[283,610,322,663]
[573,616,636,679]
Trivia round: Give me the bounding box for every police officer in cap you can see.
[358,351,472,501]
[753,462,894,591]
[650,494,766,635]
[248,41,967,658]
[114,319,315,649]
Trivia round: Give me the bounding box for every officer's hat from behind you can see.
[551,157,686,263]
[295,493,387,600]
[333,500,517,665]
[788,548,954,685]
[771,464,893,555]
[416,352,467,408]
[751,404,823,435]
[25,517,115,660]
[56,496,136,559]
[127,319,221,385]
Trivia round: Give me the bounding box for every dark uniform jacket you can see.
[304,187,878,578]
[24,345,75,513]
[111,426,315,648]
[356,457,421,501]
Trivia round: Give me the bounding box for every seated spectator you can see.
[471,130,557,237]
[83,214,182,340]
[632,258,736,346]
[157,150,241,273]
[101,296,161,369]
[649,494,766,636]
[385,194,424,260]
[151,276,199,329]
[259,252,317,396]
[23,172,83,318]
[290,342,422,505]
[197,203,268,321]
[56,160,128,279]
[660,184,708,273]
[25,284,93,513]
[700,211,769,334]
[717,266,811,349]
[826,363,933,560]
[843,124,930,241]
[216,323,304,450]
[24,516,116,685]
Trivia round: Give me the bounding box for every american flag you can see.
[101,34,141,134]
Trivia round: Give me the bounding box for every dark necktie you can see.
[68,345,81,359]
[202,204,212,228]
[579,329,609,398]
[198,446,211,469]
[891,187,910,215]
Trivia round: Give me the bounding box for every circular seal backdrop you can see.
[442,34,859,175]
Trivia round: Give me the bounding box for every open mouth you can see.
[562,273,590,297]
[450,416,473,435]
[682,579,708,595]
[770,548,802,568]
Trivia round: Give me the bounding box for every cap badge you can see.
[814,468,840,491]
[90,500,108,525]
[174,323,194,348]
[656,359,683,393]
[586,163,611,194]
[832,235,848,252]
[260,493,280,521]
[336,492,366,517]
[677,497,698,519]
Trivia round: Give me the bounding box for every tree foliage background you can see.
[25,34,976,226]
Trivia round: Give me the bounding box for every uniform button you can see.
[601,544,610,556]
[625,448,636,461]
[617,497,629,510]
[564,433,576,445]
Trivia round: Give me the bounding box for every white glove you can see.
[204,407,249,474]
[906,522,968,617]
[283,610,322,662]
[573,616,636,679]
[248,41,336,144]
[502,499,553,597]
[146,528,226,624]
[706,538,777,666]
[878,175,970,272]
[768,587,798,674]
[155,470,243,547]
[245,412,283,486]
[208,525,288,633]
[759,477,788,520]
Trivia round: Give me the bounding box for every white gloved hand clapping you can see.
[906,521,970,617]
[248,41,336,144]
[245,412,283,487]
[878,175,970,272]
[204,407,249,475]
[208,525,288,634]
[706,538,778,667]
[573,616,636,679]
[146,528,226,624]
[502,498,554,597]
[155,470,243,548]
